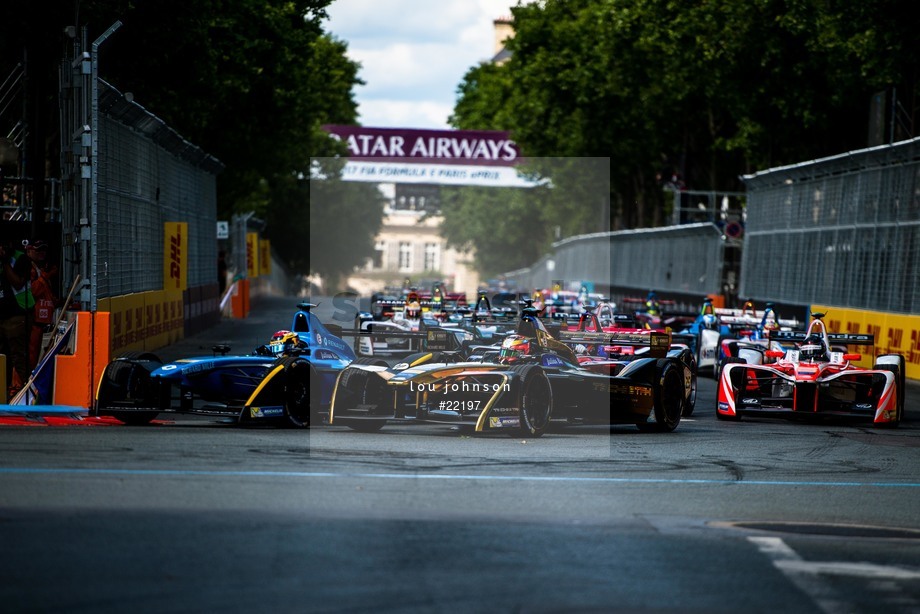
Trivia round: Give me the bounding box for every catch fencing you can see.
[58,26,223,311]
[92,88,223,299]
[54,26,226,350]
[503,223,725,298]
[741,137,920,314]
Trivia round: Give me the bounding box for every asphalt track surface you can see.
[2,295,920,613]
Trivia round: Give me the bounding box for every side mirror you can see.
[765,350,784,359]
[843,353,861,361]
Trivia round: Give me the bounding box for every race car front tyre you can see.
[716,356,745,385]
[636,360,683,432]
[336,359,390,432]
[95,352,164,426]
[709,336,727,379]
[874,354,905,428]
[715,358,746,421]
[510,364,552,438]
[277,357,310,428]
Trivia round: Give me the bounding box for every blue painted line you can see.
[1,467,920,488]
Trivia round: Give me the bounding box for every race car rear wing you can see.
[670,332,696,348]
[373,299,442,309]
[551,311,639,329]
[767,330,875,345]
[338,324,465,352]
[558,330,671,358]
[720,315,800,328]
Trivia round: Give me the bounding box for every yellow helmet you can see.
[269,330,300,355]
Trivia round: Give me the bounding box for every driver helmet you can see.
[762,311,780,331]
[532,291,545,310]
[499,334,531,364]
[269,330,300,355]
[646,291,660,315]
[701,313,718,330]
[799,334,827,362]
[405,301,421,319]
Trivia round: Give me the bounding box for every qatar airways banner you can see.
[322,125,537,187]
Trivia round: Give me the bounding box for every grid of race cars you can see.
[93,282,907,433]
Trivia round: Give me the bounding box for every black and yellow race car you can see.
[329,308,691,437]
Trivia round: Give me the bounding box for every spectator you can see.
[0,240,33,394]
[217,250,228,295]
[25,238,59,370]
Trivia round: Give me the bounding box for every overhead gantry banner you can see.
[322,125,538,187]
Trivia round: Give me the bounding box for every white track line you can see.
[749,536,920,613]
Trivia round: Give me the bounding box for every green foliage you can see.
[308,157,386,291]
[1,0,376,280]
[438,186,551,276]
[437,157,609,277]
[89,0,368,274]
[449,0,920,255]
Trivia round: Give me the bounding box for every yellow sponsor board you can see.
[105,290,187,354]
[259,239,271,276]
[108,293,146,354]
[164,222,188,291]
[164,289,184,345]
[812,304,920,380]
[246,232,260,277]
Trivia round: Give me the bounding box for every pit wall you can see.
[811,304,920,380]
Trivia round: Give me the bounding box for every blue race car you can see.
[94,303,354,427]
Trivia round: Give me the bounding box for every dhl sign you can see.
[811,304,920,380]
[163,222,188,291]
[247,232,260,278]
[259,239,271,276]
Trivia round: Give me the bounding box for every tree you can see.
[449,0,920,253]
[307,156,386,292]
[1,0,378,277]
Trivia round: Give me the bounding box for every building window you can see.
[372,240,385,269]
[398,241,412,272]
[424,242,439,271]
[394,184,441,213]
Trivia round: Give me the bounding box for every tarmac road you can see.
[2,294,920,613]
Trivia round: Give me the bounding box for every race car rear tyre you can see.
[636,360,683,432]
[510,365,552,438]
[276,357,310,428]
[95,351,164,426]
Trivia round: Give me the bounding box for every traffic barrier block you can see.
[53,311,111,409]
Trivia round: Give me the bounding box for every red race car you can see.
[717,313,905,427]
